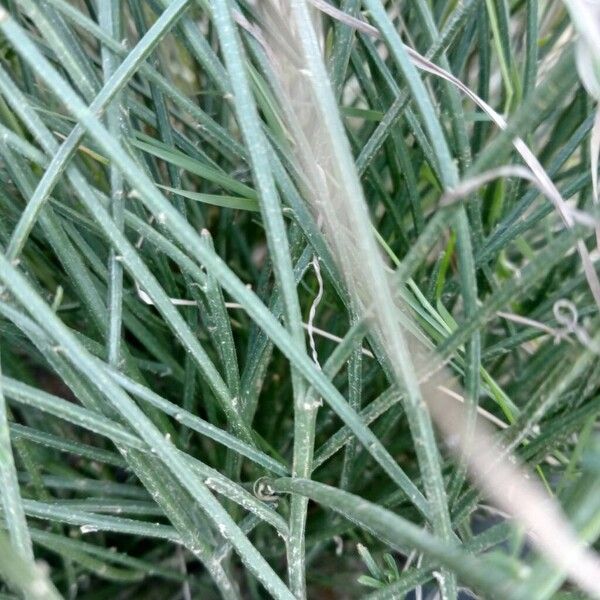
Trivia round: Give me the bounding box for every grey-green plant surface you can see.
[0,0,599,598]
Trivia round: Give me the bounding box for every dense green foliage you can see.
[0,0,599,598]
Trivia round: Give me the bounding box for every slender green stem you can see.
[0,352,33,562]
[99,0,125,367]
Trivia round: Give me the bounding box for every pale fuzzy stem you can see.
[260,2,457,597]
[426,370,600,598]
